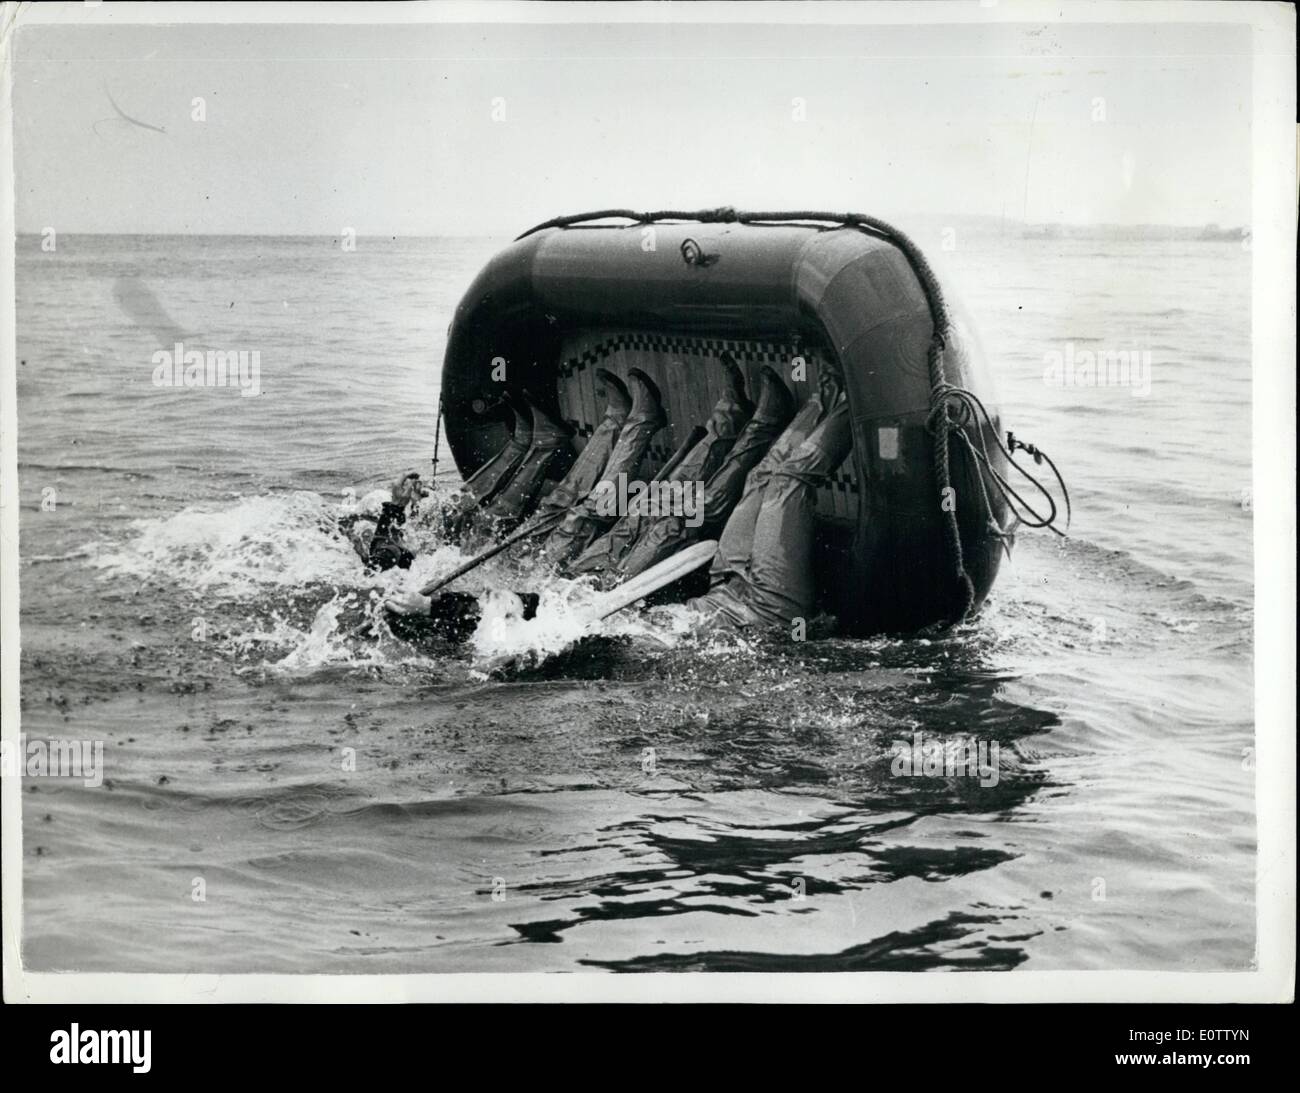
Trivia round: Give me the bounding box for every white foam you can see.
[92,491,366,598]
[91,487,702,672]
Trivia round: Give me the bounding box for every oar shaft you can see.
[350,477,594,640]
[417,508,564,596]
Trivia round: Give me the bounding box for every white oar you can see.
[587,539,717,621]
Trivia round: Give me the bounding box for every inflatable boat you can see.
[440,209,1060,635]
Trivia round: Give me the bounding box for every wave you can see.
[86,488,707,675]
[81,474,1253,689]
[18,461,157,477]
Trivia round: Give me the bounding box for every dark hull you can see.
[441,218,1008,634]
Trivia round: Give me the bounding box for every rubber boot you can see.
[533,369,630,522]
[543,368,665,569]
[444,394,532,538]
[479,397,573,532]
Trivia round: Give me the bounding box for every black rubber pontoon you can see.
[440,209,1017,634]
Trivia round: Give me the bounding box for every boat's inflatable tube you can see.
[441,214,1009,634]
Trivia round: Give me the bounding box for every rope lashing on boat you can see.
[516,207,745,237]
[431,388,445,481]
[940,387,1072,539]
[515,208,1072,623]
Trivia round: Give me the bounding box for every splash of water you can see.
[270,593,381,671]
[465,579,701,673]
[91,486,710,673]
[92,490,367,598]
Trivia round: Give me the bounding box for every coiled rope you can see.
[516,208,1070,624]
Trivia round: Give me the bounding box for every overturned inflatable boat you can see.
[440,209,1066,635]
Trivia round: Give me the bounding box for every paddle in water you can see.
[470,540,718,675]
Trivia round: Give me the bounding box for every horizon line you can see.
[12,218,1250,238]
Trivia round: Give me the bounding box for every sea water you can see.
[14,232,1254,972]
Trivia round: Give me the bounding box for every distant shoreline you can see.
[12,220,1250,243]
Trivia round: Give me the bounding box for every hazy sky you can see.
[12,18,1253,235]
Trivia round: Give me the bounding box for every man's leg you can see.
[697,365,797,534]
[533,369,630,521]
[709,367,842,588]
[709,394,823,590]
[543,368,666,568]
[478,397,573,532]
[569,353,753,579]
[446,394,532,528]
[609,365,796,585]
[565,425,701,579]
[688,397,853,630]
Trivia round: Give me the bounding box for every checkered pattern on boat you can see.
[556,329,859,524]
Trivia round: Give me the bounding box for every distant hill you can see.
[883,213,1248,244]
